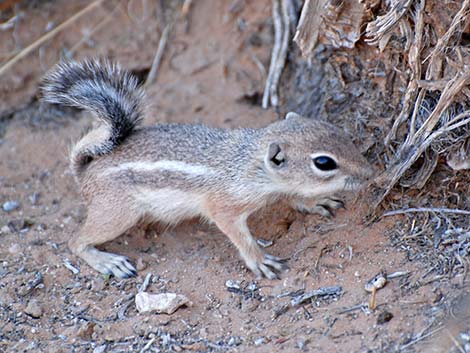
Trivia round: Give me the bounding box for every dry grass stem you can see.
[399,325,444,350]
[69,2,123,55]
[385,0,425,147]
[383,208,470,217]
[0,15,17,31]
[139,336,156,353]
[376,0,470,201]
[424,0,470,81]
[445,329,466,353]
[145,24,171,86]
[0,0,107,77]
[414,73,470,142]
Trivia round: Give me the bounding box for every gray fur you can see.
[41,59,144,172]
[41,59,375,280]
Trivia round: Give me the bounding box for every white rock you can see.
[93,345,107,353]
[2,201,19,212]
[8,244,20,255]
[25,300,43,318]
[135,292,191,314]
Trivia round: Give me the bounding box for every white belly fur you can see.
[134,187,207,225]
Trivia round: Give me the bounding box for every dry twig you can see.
[0,0,106,77]
[262,0,282,109]
[383,207,470,217]
[140,273,152,292]
[424,0,470,81]
[399,325,444,350]
[377,104,470,201]
[365,0,413,46]
[378,0,470,200]
[69,2,123,55]
[139,336,156,353]
[385,0,425,147]
[145,24,171,86]
[0,15,17,31]
[262,0,293,109]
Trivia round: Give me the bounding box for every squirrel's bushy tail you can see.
[41,59,144,176]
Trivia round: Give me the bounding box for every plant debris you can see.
[364,272,387,293]
[290,285,342,306]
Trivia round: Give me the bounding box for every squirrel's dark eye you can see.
[313,156,337,171]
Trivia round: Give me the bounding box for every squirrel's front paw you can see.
[244,252,288,279]
[313,198,344,217]
[296,198,344,218]
[83,248,137,278]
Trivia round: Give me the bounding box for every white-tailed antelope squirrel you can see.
[41,59,374,279]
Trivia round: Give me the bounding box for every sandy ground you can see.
[0,1,469,352]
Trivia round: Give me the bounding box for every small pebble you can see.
[257,238,273,248]
[296,336,309,350]
[3,201,19,212]
[225,279,241,290]
[8,244,20,255]
[182,342,205,351]
[241,299,259,313]
[91,278,106,292]
[136,257,147,271]
[29,193,40,205]
[227,336,242,346]
[93,345,107,353]
[199,327,208,338]
[36,223,47,232]
[135,292,191,314]
[254,337,266,346]
[77,322,95,340]
[25,300,43,318]
[461,333,470,342]
[247,282,258,292]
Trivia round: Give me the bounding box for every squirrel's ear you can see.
[265,142,286,169]
[285,112,303,120]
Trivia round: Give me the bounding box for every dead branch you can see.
[385,0,425,147]
[262,0,284,109]
[424,0,470,81]
[365,0,413,46]
[294,0,364,55]
[268,0,292,107]
[293,0,324,57]
[376,110,470,198]
[413,72,470,143]
[378,0,470,200]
